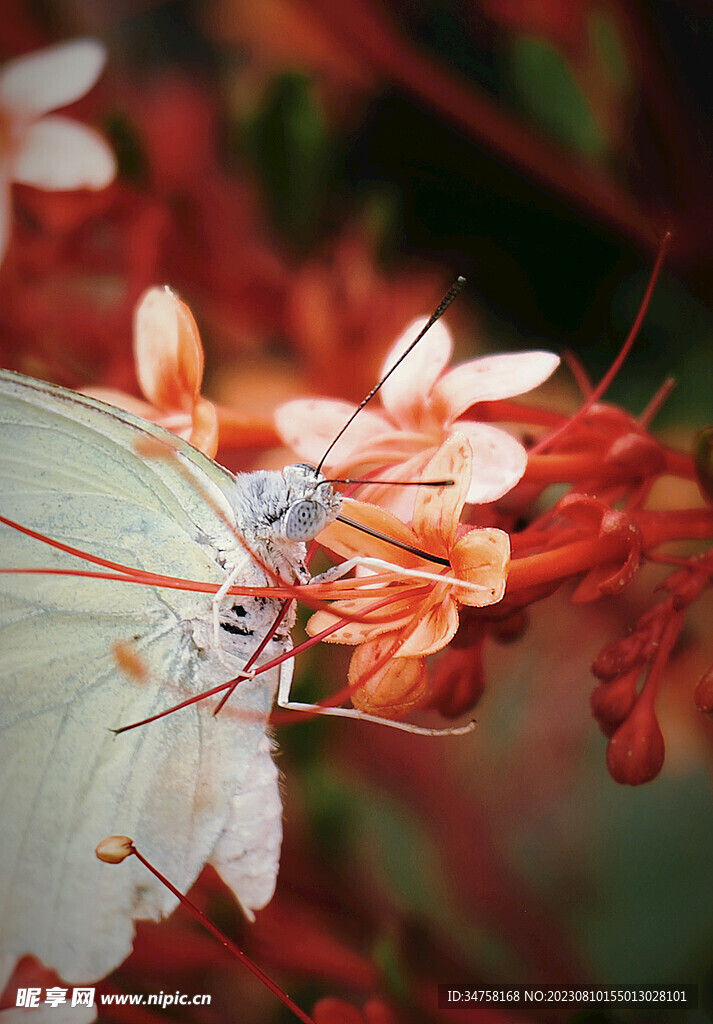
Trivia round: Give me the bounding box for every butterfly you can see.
[0,280,470,992]
[0,368,344,986]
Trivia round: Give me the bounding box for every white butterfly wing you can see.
[210,731,284,921]
[0,371,284,983]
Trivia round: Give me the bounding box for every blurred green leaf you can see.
[244,73,330,249]
[589,10,631,91]
[372,935,411,1003]
[302,769,523,979]
[579,771,713,984]
[507,35,606,158]
[606,271,713,426]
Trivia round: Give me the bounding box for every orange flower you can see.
[308,434,510,718]
[86,286,219,456]
[87,286,278,459]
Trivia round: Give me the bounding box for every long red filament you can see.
[127,843,315,1024]
[533,231,672,455]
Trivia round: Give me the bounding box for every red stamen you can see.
[99,838,315,1024]
[562,348,593,397]
[639,376,676,427]
[533,231,672,455]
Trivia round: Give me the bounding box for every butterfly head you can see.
[279,463,341,542]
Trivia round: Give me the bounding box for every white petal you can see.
[0,175,11,264]
[0,39,106,116]
[432,350,560,422]
[14,116,116,190]
[456,421,529,504]
[275,398,389,469]
[379,317,453,425]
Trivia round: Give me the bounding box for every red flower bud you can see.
[605,433,666,477]
[694,665,713,713]
[664,567,709,610]
[424,646,485,717]
[314,999,365,1024]
[583,404,635,433]
[592,635,646,681]
[606,698,665,785]
[590,670,639,735]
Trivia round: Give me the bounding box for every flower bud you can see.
[606,698,665,785]
[423,646,485,718]
[605,433,665,477]
[95,835,134,864]
[694,665,713,713]
[590,670,639,735]
[664,567,708,610]
[349,637,428,719]
[583,404,634,432]
[592,635,646,681]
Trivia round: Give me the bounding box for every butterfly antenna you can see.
[315,275,466,474]
[335,512,450,567]
[325,476,454,487]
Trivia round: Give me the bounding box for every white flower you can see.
[0,38,116,261]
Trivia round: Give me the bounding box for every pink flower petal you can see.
[133,286,203,412]
[81,387,156,419]
[317,499,424,568]
[397,598,459,657]
[355,449,432,523]
[432,350,560,422]
[0,39,106,117]
[14,116,116,190]
[450,528,510,606]
[412,434,471,548]
[378,317,453,426]
[307,601,412,646]
[186,397,219,459]
[456,420,528,503]
[275,398,389,469]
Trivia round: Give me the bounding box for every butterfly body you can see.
[0,370,340,983]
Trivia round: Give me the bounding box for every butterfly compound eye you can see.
[284,500,327,541]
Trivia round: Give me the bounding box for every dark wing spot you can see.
[220,621,253,636]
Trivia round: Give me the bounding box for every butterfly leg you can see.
[275,660,474,736]
[211,566,255,674]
